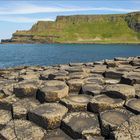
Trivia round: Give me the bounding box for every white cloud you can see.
[0,2,139,23]
[0,4,139,15]
[0,16,54,23]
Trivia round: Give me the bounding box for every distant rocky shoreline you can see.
[0,56,140,139]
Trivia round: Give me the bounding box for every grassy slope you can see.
[13,13,140,44]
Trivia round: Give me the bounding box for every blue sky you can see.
[0,0,140,40]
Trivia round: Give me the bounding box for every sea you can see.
[0,44,140,68]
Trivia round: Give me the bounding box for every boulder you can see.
[99,109,133,137]
[91,65,106,74]
[81,83,103,96]
[61,112,100,139]
[104,60,117,68]
[0,119,45,140]
[112,115,140,140]
[66,66,85,73]
[68,72,86,79]
[13,98,40,119]
[84,76,104,85]
[18,72,40,81]
[67,79,84,93]
[89,94,125,113]
[13,80,39,98]
[0,95,19,110]
[125,98,140,114]
[103,69,124,79]
[102,84,135,99]
[0,109,12,130]
[28,103,68,130]
[37,80,69,102]
[48,70,69,80]
[121,72,140,85]
[43,128,72,140]
[114,57,128,61]
[60,94,91,112]
[40,69,58,80]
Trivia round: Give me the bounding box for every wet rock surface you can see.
[0,56,139,139]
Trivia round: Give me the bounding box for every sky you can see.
[0,0,140,40]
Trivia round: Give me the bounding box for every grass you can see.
[13,12,140,44]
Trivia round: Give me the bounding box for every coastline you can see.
[1,41,140,45]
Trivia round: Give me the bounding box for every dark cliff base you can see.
[0,56,140,139]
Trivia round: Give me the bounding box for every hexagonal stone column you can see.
[43,129,72,140]
[84,76,104,85]
[61,112,101,139]
[112,115,140,140]
[0,95,19,111]
[125,98,140,114]
[0,109,12,130]
[81,83,104,96]
[0,119,45,140]
[121,72,140,85]
[13,80,38,98]
[102,84,135,99]
[103,69,124,79]
[37,80,69,102]
[28,103,68,130]
[89,94,125,113]
[69,72,86,79]
[60,94,91,112]
[12,98,40,119]
[99,109,133,137]
[67,79,84,93]
[66,66,85,73]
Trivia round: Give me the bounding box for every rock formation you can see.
[0,56,139,139]
[1,12,140,44]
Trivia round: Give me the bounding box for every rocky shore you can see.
[0,56,139,140]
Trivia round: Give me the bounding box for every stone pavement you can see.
[0,56,139,139]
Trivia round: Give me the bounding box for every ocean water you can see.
[0,44,140,68]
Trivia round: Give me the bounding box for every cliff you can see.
[1,12,140,44]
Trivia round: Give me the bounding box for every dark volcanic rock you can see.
[89,94,125,113]
[0,109,12,130]
[0,119,45,140]
[37,80,69,102]
[0,57,139,139]
[12,98,40,119]
[81,83,104,96]
[99,109,133,137]
[102,84,135,99]
[43,129,72,140]
[60,94,91,112]
[112,115,140,140]
[13,80,38,98]
[125,98,140,114]
[0,95,19,111]
[121,72,140,85]
[61,112,101,139]
[28,103,68,130]
[67,79,84,93]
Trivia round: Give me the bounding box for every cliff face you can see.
[1,12,140,44]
